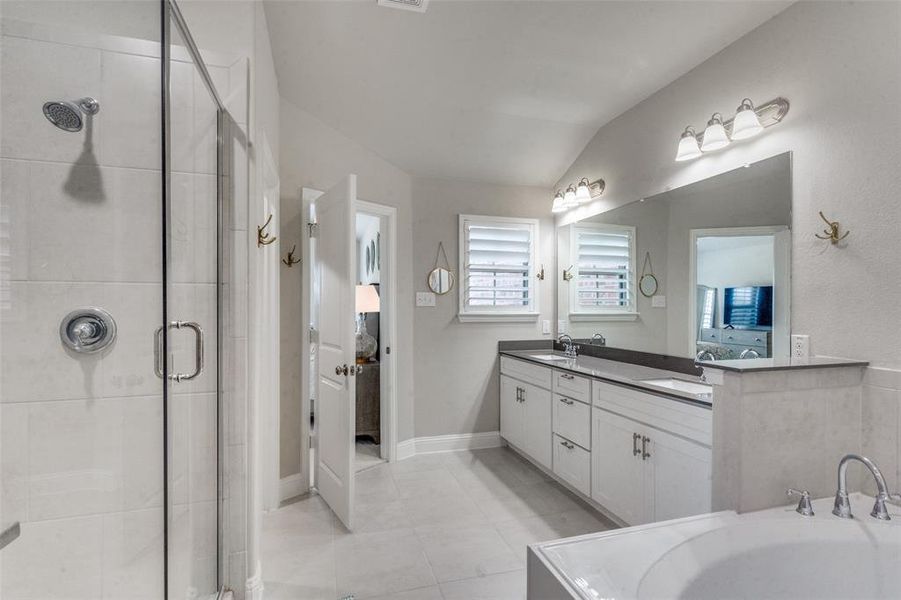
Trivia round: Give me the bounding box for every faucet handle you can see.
[787,488,815,517]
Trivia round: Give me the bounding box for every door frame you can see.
[355,200,398,463]
[688,225,791,358]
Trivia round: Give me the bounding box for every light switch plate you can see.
[651,295,666,308]
[558,320,567,334]
[541,320,551,335]
[791,334,810,358]
[416,292,436,307]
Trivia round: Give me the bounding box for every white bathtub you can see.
[528,493,901,599]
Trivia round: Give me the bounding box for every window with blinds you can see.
[571,224,636,314]
[459,215,538,318]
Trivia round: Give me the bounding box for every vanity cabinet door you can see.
[500,375,524,449]
[591,408,645,526]
[521,382,552,470]
[645,428,712,523]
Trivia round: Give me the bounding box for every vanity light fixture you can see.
[700,113,729,152]
[730,98,764,140]
[575,178,592,204]
[675,96,790,162]
[675,126,703,162]
[552,190,566,213]
[563,184,579,209]
[551,178,606,213]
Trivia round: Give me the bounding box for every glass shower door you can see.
[164,7,221,598]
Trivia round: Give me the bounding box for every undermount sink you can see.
[641,377,712,396]
[528,354,572,362]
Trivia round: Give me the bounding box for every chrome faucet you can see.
[557,334,578,358]
[590,333,606,346]
[695,349,715,364]
[832,454,895,520]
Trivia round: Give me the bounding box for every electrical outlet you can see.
[791,334,810,358]
[557,320,567,334]
[541,320,551,335]
[416,292,436,307]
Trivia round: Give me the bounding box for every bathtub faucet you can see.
[832,454,894,520]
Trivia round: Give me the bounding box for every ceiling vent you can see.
[377,0,429,13]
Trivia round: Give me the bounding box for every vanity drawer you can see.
[720,329,768,348]
[553,395,591,450]
[553,434,591,496]
[500,356,553,389]
[593,380,711,446]
[552,370,590,404]
[699,328,721,343]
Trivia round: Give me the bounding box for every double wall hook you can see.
[257,214,277,247]
[814,211,850,244]
[282,244,301,267]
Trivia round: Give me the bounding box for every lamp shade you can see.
[356,284,380,313]
[552,190,566,213]
[675,127,702,162]
[731,98,764,140]
[575,178,592,204]
[563,184,578,208]
[701,113,729,151]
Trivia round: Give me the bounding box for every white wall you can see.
[411,178,555,438]
[278,97,415,474]
[556,0,901,370]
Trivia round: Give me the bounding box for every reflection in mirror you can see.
[428,267,455,295]
[557,152,791,359]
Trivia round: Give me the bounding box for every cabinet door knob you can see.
[632,432,641,457]
[559,397,574,405]
[561,373,575,380]
[641,436,651,460]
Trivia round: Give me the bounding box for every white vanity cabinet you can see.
[591,381,712,526]
[500,358,553,470]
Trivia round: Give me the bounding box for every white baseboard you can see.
[396,438,416,461]
[279,473,306,501]
[396,431,503,460]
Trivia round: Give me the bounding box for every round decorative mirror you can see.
[428,267,455,295]
[639,273,658,297]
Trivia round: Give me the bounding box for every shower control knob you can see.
[60,307,116,354]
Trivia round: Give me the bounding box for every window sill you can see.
[458,312,540,323]
[569,312,640,322]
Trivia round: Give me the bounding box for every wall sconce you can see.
[675,96,789,162]
[552,178,605,213]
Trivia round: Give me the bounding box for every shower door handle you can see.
[154,321,204,382]
[173,321,204,382]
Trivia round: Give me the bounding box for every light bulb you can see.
[700,113,729,152]
[675,126,702,162]
[552,190,566,213]
[563,184,578,208]
[575,178,592,204]
[731,98,764,140]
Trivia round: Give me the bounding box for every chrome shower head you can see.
[42,97,100,132]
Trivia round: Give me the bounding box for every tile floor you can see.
[262,446,616,599]
[355,439,385,473]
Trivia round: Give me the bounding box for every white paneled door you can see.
[314,174,357,530]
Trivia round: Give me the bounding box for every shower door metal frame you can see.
[162,0,229,596]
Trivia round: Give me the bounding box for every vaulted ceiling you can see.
[264,0,791,187]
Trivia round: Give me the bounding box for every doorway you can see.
[295,186,398,527]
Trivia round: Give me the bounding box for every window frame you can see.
[458,214,540,323]
[568,222,639,322]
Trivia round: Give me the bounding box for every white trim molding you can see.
[569,312,640,322]
[279,473,306,502]
[246,561,264,600]
[458,312,540,323]
[396,432,504,460]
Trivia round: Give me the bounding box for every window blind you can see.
[463,221,534,310]
[574,227,633,310]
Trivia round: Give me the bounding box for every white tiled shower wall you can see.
[0,14,250,600]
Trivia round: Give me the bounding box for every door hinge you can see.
[386,346,391,355]
[307,222,319,238]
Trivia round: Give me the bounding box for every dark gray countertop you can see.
[500,350,712,408]
[700,356,869,373]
